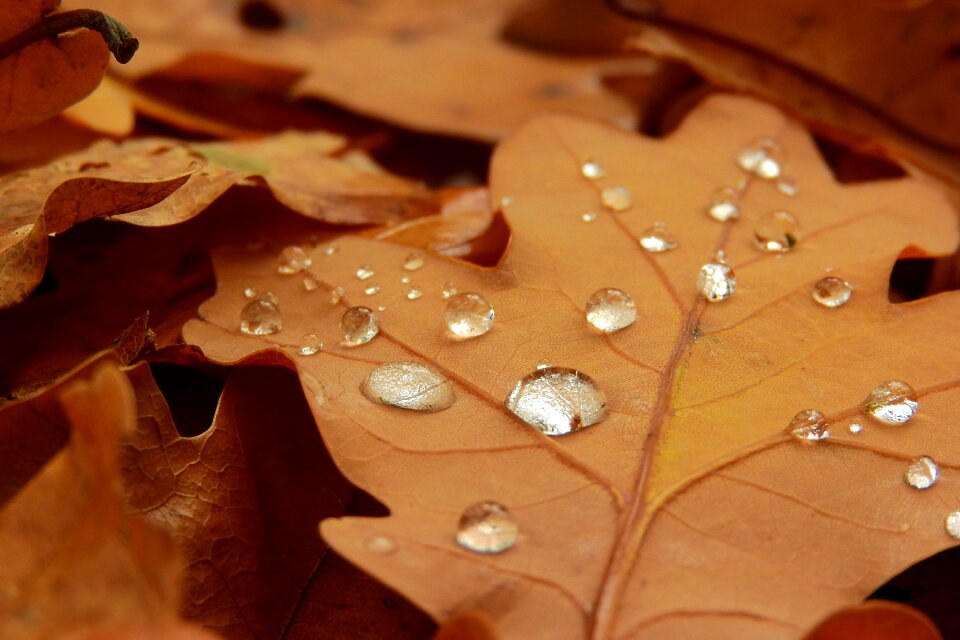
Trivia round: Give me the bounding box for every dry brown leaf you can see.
[803,600,942,640]
[0,361,216,639]
[182,94,960,638]
[0,131,434,307]
[612,0,960,186]
[88,0,653,140]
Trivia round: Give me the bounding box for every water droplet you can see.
[946,511,960,539]
[707,187,740,221]
[812,277,853,308]
[581,211,598,223]
[360,361,456,411]
[504,366,607,436]
[323,243,338,256]
[340,306,379,346]
[600,186,632,212]
[240,299,282,335]
[786,409,830,442]
[243,287,258,299]
[356,265,375,280]
[904,456,938,490]
[697,256,736,302]
[278,245,312,274]
[639,223,678,253]
[753,211,800,252]
[329,286,344,305]
[366,535,396,554]
[377,305,386,312]
[364,284,381,296]
[581,160,605,180]
[445,292,494,338]
[738,138,783,179]
[441,282,458,299]
[585,288,636,333]
[500,195,514,208]
[406,286,423,300]
[776,176,798,196]
[302,274,320,291]
[403,252,424,271]
[456,501,518,554]
[849,423,863,434]
[863,380,919,425]
[299,334,323,356]
[536,363,551,370]
[400,276,411,284]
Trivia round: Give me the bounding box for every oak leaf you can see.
[181,94,960,638]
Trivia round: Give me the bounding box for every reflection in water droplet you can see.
[340,306,379,346]
[863,380,919,425]
[581,160,605,180]
[585,288,636,333]
[329,286,344,305]
[366,535,396,554]
[361,361,456,411]
[441,282,457,299]
[753,211,800,252]
[302,274,320,291]
[738,138,783,179]
[406,286,423,300]
[786,409,830,441]
[776,176,798,196]
[946,512,960,539]
[299,334,323,356]
[456,501,518,554]
[639,222,678,253]
[697,257,735,302]
[708,187,740,221]
[849,423,863,434]
[243,287,258,299]
[812,277,853,308]
[581,211,598,223]
[445,292,494,338]
[240,299,283,335]
[403,253,424,271]
[904,456,939,490]
[505,366,607,436]
[356,265,375,280]
[364,284,381,296]
[600,186,632,212]
[278,245,312,274]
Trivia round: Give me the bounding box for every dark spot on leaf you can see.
[77,161,110,172]
[945,42,960,61]
[869,546,960,638]
[887,244,960,304]
[390,28,420,44]
[149,362,224,437]
[538,83,569,99]
[813,135,906,183]
[238,0,285,31]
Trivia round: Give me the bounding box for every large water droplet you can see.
[240,299,282,335]
[708,187,740,221]
[340,306,379,346]
[441,282,457,299]
[445,292,494,338]
[585,288,636,333]
[753,211,800,252]
[504,366,607,436]
[904,456,938,490]
[697,256,735,302]
[456,501,518,554]
[786,409,830,441]
[403,253,424,271]
[360,361,456,411]
[639,222,678,253]
[600,186,632,212]
[946,512,960,539]
[581,160,605,180]
[278,245,312,274]
[812,277,853,308]
[863,380,919,425]
[356,265,375,280]
[299,334,323,356]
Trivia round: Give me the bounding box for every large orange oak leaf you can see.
[183,95,960,638]
[0,361,217,640]
[86,0,652,141]
[0,131,433,307]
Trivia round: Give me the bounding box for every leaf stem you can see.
[0,9,139,64]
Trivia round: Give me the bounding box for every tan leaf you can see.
[803,600,942,640]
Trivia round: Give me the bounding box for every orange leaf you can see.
[804,600,942,640]
[184,94,960,637]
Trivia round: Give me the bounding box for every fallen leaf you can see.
[0,361,216,639]
[804,600,942,640]
[89,0,653,140]
[183,94,960,637]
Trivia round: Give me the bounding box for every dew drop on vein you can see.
[707,186,741,222]
[812,277,853,308]
[340,306,379,346]
[639,222,678,253]
[403,252,424,271]
[753,211,800,252]
[505,366,607,436]
[456,501,518,554]
[738,138,784,180]
[581,159,605,180]
[601,186,632,212]
[361,361,455,411]
[355,265,375,280]
[697,253,735,302]
[441,282,457,299]
[329,285,344,305]
[445,292,494,338]
[585,288,636,333]
[302,273,320,291]
[786,409,830,442]
[299,334,323,356]
[240,298,282,335]
[863,380,918,425]
[278,245,312,274]
[904,456,938,490]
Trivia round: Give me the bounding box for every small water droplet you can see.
[697,256,736,302]
[500,195,514,208]
[240,299,283,335]
[361,361,456,411]
[356,265,375,280]
[299,334,323,356]
[278,245,312,274]
[456,501,518,554]
[585,288,636,333]
[329,286,344,305]
[946,511,960,539]
[786,409,830,442]
[505,366,607,436]
[400,276,411,284]
[406,286,423,300]
[323,243,338,256]
[403,252,424,271]
[863,380,919,425]
[904,456,939,490]
[366,535,396,554]
[581,160,605,180]
[302,274,320,291]
[445,292,494,338]
[340,306,379,346]
[707,187,740,221]
[600,186,632,212]
[639,223,678,253]
[377,305,386,312]
[364,284,381,296]
[812,277,853,308]
[753,211,800,252]
[776,176,798,196]
[243,287,258,299]
[738,138,783,179]
[441,282,458,299]
[581,211,598,223]
[849,423,863,434]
